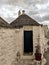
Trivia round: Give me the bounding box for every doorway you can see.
[24,31,33,54]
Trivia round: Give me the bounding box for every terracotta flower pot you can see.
[35,53,42,61]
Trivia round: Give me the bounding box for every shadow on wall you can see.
[43,41,49,65]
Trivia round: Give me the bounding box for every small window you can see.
[24,31,33,55]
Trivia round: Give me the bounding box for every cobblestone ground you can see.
[44,48,49,65]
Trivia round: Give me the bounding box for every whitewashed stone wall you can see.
[0,26,46,65]
[0,28,20,65]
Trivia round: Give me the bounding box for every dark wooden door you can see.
[24,31,33,54]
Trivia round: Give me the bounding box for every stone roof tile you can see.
[10,14,41,28]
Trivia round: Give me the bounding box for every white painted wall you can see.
[0,26,47,65]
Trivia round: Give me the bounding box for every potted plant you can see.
[35,45,42,61]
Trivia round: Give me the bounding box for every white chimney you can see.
[22,10,25,14]
[18,10,21,16]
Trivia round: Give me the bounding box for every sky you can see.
[0,0,49,27]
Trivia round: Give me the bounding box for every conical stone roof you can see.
[10,14,41,28]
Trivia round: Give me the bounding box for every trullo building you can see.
[0,10,48,65]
